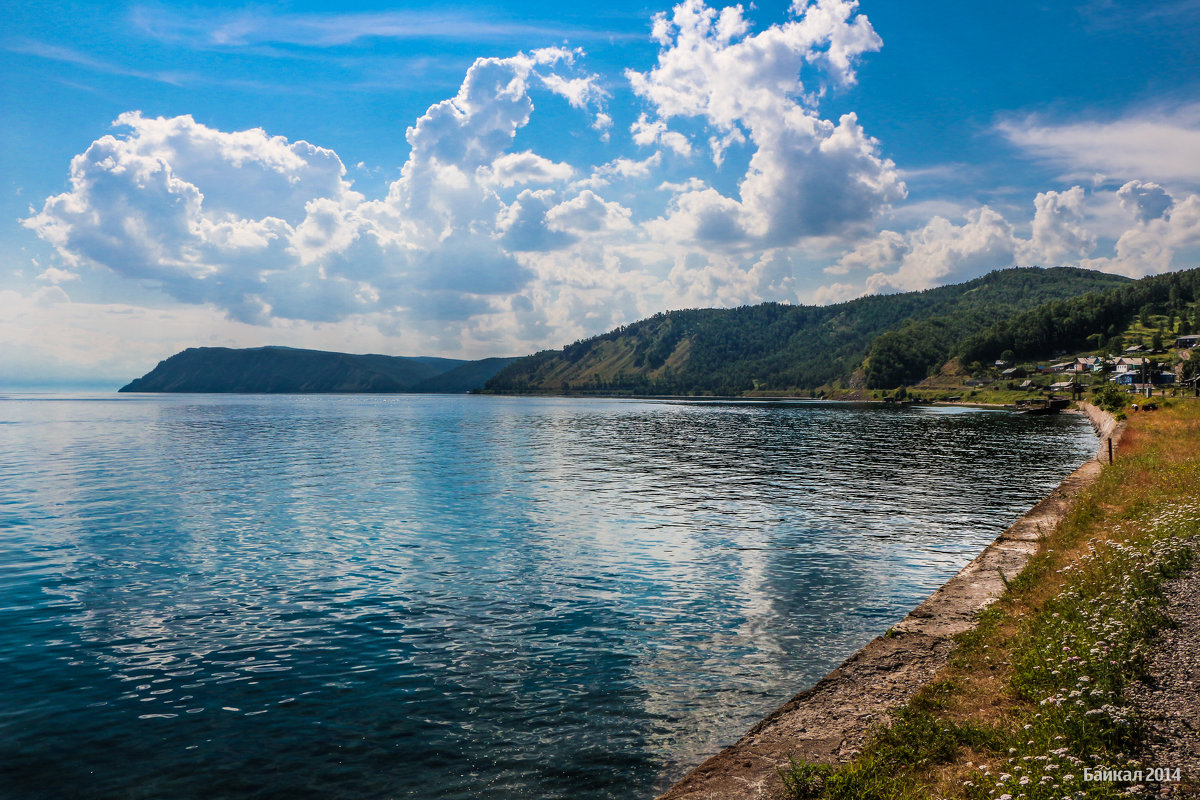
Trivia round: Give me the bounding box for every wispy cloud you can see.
[130,6,636,49]
[6,39,192,86]
[1078,0,1200,30]
[7,36,464,98]
[997,104,1200,186]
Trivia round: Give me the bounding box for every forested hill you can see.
[959,267,1200,366]
[119,347,518,393]
[484,267,1134,395]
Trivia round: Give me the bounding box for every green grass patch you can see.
[780,403,1200,800]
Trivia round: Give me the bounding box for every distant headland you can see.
[118,346,517,393]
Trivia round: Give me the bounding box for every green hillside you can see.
[412,357,521,393]
[485,267,1133,395]
[960,268,1200,364]
[119,346,513,393]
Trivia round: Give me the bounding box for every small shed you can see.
[1177,335,1200,349]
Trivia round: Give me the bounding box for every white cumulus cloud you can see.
[1020,186,1095,265]
[815,181,1200,301]
[628,0,904,248]
[481,151,575,187]
[23,48,626,336]
[631,114,694,157]
[546,190,634,234]
[1117,180,1174,223]
[865,207,1017,294]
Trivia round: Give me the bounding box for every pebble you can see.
[1127,543,1200,796]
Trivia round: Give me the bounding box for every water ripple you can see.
[0,395,1095,799]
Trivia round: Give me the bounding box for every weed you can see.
[779,401,1200,799]
[780,759,833,800]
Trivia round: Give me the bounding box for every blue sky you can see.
[4,0,1200,384]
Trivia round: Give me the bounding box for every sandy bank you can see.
[657,403,1121,800]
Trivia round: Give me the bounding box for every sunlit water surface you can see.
[0,394,1096,799]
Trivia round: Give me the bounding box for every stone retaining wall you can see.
[658,404,1120,800]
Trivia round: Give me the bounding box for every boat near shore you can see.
[1015,397,1072,415]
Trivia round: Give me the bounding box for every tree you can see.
[1152,330,1164,352]
[1092,382,1128,414]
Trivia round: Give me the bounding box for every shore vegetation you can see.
[780,400,1200,799]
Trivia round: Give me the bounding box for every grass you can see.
[780,400,1200,800]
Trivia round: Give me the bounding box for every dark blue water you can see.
[0,394,1095,799]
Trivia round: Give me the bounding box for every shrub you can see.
[1091,382,1128,413]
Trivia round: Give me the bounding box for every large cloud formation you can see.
[23,49,611,332]
[20,0,1200,368]
[25,0,908,354]
[629,0,905,246]
[827,179,1200,298]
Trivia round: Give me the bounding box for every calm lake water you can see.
[0,394,1095,799]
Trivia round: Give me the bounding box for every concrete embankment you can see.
[658,403,1121,800]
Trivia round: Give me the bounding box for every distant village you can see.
[976,334,1200,396]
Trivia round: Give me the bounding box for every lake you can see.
[0,394,1096,799]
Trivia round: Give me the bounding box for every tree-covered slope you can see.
[960,267,1200,365]
[411,357,521,393]
[866,268,1200,388]
[119,346,511,393]
[485,267,1133,395]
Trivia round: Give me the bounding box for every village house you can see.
[1113,356,1147,374]
[1114,371,1175,386]
[1177,334,1200,349]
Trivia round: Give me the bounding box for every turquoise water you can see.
[0,394,1095,799]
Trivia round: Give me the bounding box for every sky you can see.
[4,0,1200,385]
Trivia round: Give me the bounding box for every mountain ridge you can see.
[119,266,1200,397]
[485,267,1139,395]
[119,346,517,393]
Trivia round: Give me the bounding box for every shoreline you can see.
[657,402,1121,800]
